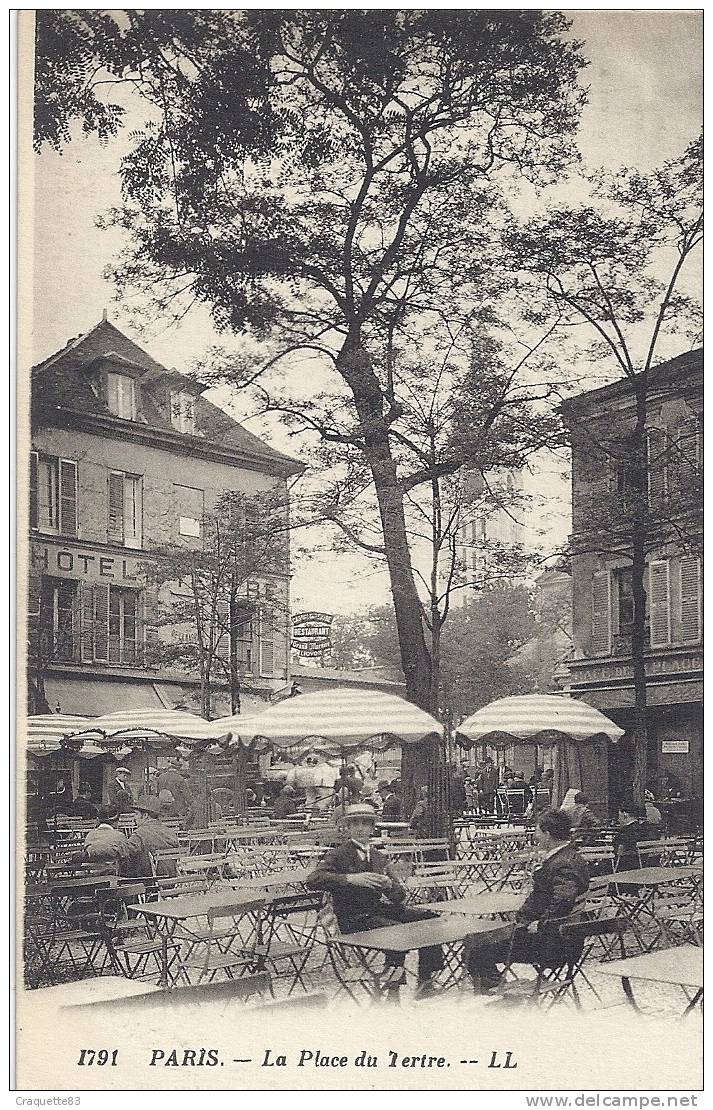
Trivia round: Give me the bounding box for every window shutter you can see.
[108,472,125,542]
[142,587,160,657]
[591,571,611,656]
[59,460,78,536]
[124,475,143,548]
[259,606,275,677]
[78,582,95,662]
[646,427,667,506]
[677,417,701,486]
[214,599,230,660]
[29,451,39,530]
[679,556,701,643]
[589,453,612,513]
[28,572,41,659]
[93,583,109,661]
[649,559,671,647]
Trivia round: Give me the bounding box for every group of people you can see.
[306,802,590,997]
[70,793,180,879]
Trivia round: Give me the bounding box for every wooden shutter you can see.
[677,417,701,485]
[649,559,671,647]
[646,427,667,506]
[108,588,121,664]
[679,556,701,643]
[214,599,230,660]
[93,583,109,662]
[124,475,143,548]
[142,586,160,658]
[59,459,78,536]
[79,582,95,662]
[108,471,125,542]
[29,451,39,530]
[28,572,41,659]
[591,571,611,656]
[259,606,275,677]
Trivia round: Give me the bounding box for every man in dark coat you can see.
[109,767,135,814]
[476,758,498,815]
[125,795,180,878]
[466,808,590,991]
[307,804,444,995]
[156,759,191,814]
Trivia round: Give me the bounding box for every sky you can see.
[26,10,703,617]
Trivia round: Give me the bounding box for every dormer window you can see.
[107,373,137,420]
[170,390,196,434]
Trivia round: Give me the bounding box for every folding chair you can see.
[249,892,325,995]
[406,862,459,903]
[180,900,264,986]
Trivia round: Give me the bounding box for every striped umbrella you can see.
[24,715,108,758]
[65,708,232,749]
[222,688,443,757]
[456,695,624,747]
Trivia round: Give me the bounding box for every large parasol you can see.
[221,687,443,758]
[456,694,624,811]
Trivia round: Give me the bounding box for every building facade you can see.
[453,468,525,602]
[28,318,303,742]
[561,349,702,812]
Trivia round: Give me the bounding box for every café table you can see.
[329,916,514,996]
[593,944,703,1016]
[606,866,702,953]
[126,889,266,988]
[416,893,526,917]
[228,867,313,892]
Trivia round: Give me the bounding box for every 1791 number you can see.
[77,1049,119,1066]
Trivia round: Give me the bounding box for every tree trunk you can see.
[338,336,433,813]
[629,381,650,803]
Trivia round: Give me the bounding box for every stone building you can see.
[561,349,702,813]
[27,317,303,794]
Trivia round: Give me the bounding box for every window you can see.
[29,452,77,536]
[107,373,137,420]
[108,587,138,664]
[170,390,196,434]
[108,471,143,547]
[38,578,78,662]
[175,484,204,539]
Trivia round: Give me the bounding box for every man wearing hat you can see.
[110,766,135,814]
[125,795,180,878]
[307,803,444,997]
[72,803,130,876]
[157,758,191,815]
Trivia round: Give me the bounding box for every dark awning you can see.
[44,676,166,717]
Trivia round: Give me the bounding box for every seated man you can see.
[467,808,589,992]
[72,803,131,875]
[613,802,649,871]
[307,803,444,996]
[125,795,180,878]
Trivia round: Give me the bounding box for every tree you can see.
[34,10,587,798]
[506,136,703,799]
[144,488,289,719]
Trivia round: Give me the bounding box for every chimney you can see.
[102,307,108,322]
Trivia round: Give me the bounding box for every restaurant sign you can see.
[292,611,333,658]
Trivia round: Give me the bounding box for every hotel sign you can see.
[31,542,140,583]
